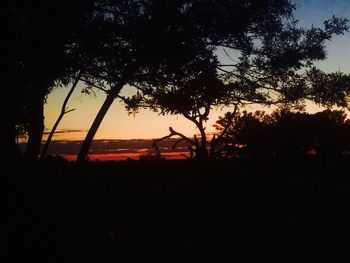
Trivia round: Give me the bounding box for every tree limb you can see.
[152,127,196,155]
[40,72,82,159]
[64,108,76,114]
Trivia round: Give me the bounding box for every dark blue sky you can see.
[294,0,350,25]
[294,0,350,72]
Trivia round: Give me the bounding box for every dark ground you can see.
[2,156,350,262]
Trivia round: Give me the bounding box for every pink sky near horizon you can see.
[63,152,188,161]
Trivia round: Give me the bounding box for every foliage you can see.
[4,0,350,161]
[306,68,350,108]
[2,0,95,159]
[78,0,315,161]
[213,110,272,157]
[119,1,349,160]
[214,109,350,158]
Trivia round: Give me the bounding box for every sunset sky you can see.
[44,0,350,141]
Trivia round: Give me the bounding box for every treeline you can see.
[4,1,350,163]
[213,109,350,158]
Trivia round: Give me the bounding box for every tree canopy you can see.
[3,0,350,162]
[2,0,95,160]
[76,0,315,162]
[121,2,349,159]
[214,109,350,158]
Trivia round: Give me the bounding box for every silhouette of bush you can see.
[215,109,350,158]
[310,110,350,156]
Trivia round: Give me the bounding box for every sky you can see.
[44,0,350,141]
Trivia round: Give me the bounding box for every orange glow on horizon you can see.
[44,89,329,142]
[63,152,188,161]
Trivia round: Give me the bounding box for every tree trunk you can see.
[197,126,208,159]
[77,84,124,163]
[182,113,209,160]
[40,77,80,159]
[25,90,46,161]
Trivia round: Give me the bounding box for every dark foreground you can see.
[2,157,350,262]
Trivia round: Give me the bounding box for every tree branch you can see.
[40,72,82,159]
[64,108,76,114]
[152,127,195,155]
[81,78,109,93]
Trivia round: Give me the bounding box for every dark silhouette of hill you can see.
[2,157,350,262]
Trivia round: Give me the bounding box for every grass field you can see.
[2,156,350,262]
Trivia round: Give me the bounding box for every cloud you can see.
[43,129,86,135]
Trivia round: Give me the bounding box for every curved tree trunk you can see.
[182,112,209,159]
[77,84,124,163]
[197,126,208,159]
[40,77,80,159]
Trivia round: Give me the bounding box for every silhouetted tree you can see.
[124,54,225,159]
[311,110,350,156]
[78,0,289,162]
[215,109,350,158]
[121,2,348,159]
[40,73,82,159]
[267,110,314,157]
[213,110,272,158]
[2,1,95,161]
[306,68,350,110]
[4,0,348,162]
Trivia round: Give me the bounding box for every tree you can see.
[213,110,271,158]
[76,0,303,162]
[121,3,348,160]
[39,73,81,159]
[310,110,350,156]
[214,109,350,158]
[306,68,350,109]
[125,53,226,159]
[2,0,95,161]
[267,110,313,157]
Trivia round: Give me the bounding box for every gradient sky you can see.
[44,0,350,141]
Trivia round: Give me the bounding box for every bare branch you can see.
[152,126,196,155]
[152,133,173,152]
[172,138,186,149]
[64,108,76,114]
[221,46,239,65]
[40,72,82,159]
[116,94,130,105]
[81,78,109,93]
[216,104,238,141]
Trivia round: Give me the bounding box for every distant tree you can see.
[214,109,350,158]
[121,3,348,159]
[310,110,350,156]
[267,110,314,157]
[213,110,272,158]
